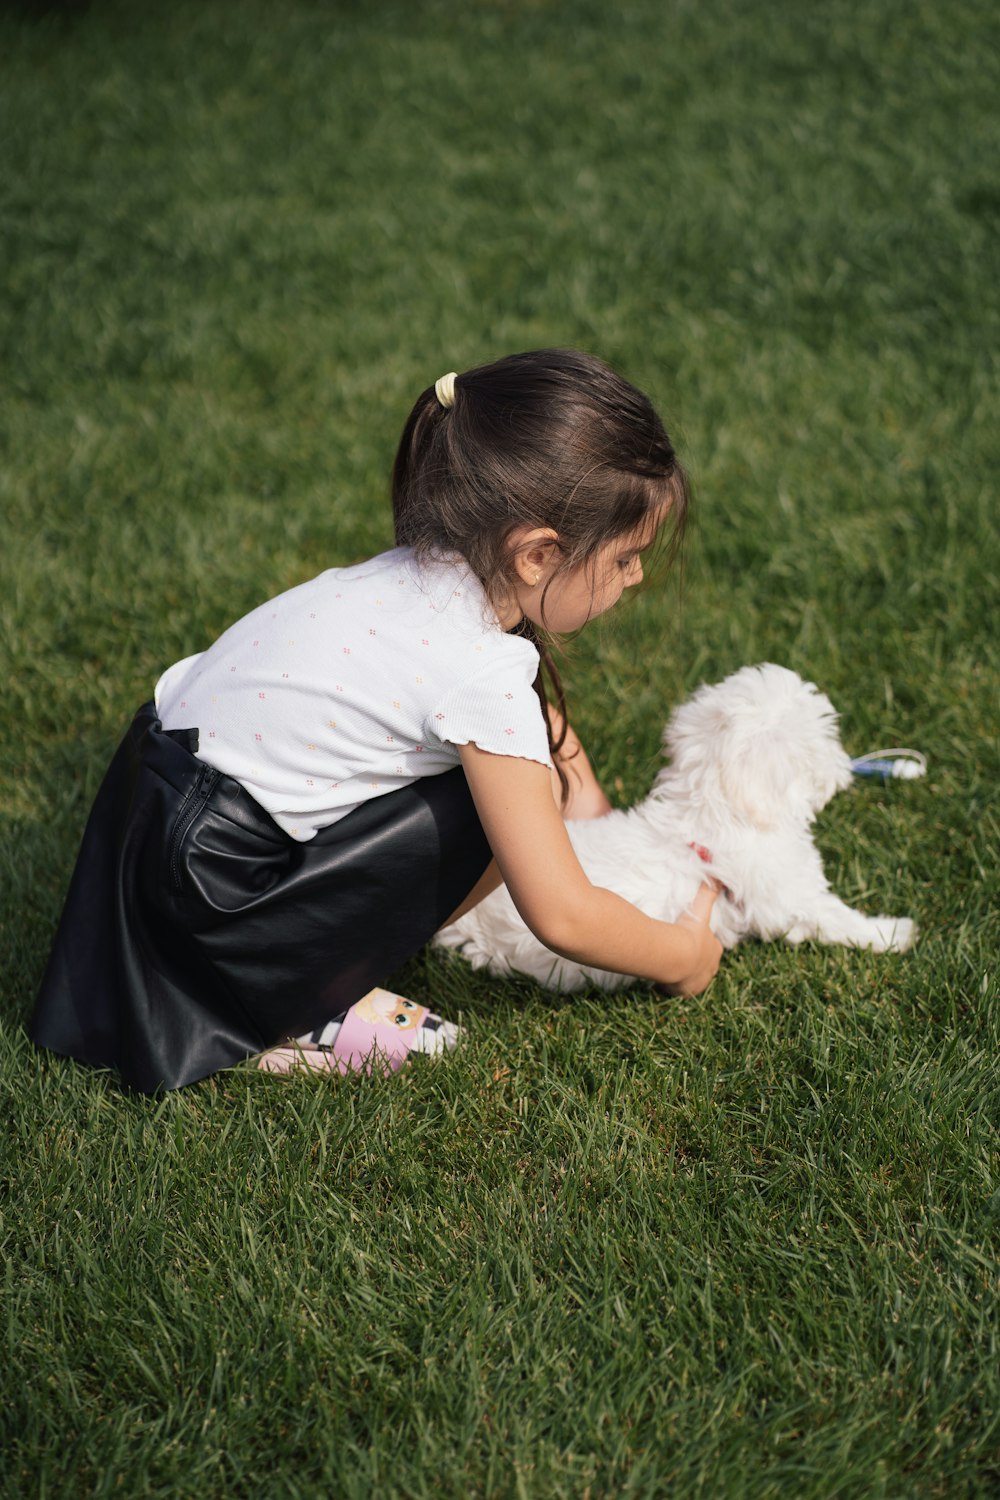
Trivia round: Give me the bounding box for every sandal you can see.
[256,988,461,1076]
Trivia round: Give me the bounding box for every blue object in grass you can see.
[851,748,927,782]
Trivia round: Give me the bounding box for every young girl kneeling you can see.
[31,349,721,1092]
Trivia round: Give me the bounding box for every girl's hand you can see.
[458,745,725,994]
[659,882,724,998]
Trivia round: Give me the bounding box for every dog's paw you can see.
[867,916,918,953]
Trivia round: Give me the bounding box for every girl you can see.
[31,350,721,1092]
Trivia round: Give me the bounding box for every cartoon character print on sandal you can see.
[257,987,460,1077]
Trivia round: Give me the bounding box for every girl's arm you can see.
[458,743,722,996]
[547,706,613,819]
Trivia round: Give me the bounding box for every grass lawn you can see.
[1,0,998,1494]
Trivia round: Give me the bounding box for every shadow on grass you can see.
[1,725,126,1025]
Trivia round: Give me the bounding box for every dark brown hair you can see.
[391,348,689,796]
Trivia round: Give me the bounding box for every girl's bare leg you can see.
[442,858,504,925]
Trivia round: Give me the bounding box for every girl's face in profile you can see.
[533,533,647,632]
[511,511,663,634]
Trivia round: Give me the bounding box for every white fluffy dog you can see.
[437,664,917,991]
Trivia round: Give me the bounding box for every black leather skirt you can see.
[30,702,492,1093]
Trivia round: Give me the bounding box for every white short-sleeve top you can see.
[154,548,552,841]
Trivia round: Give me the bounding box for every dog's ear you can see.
[719,692,853,828]
[666,664,852,830]
[718,734,804,830]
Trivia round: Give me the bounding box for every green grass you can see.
[1,0,998,1494]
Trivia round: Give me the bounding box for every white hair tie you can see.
[434,371,457,409]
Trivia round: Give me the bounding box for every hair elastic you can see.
[434,371,457,409]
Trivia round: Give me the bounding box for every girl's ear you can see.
[508,526,561,588]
